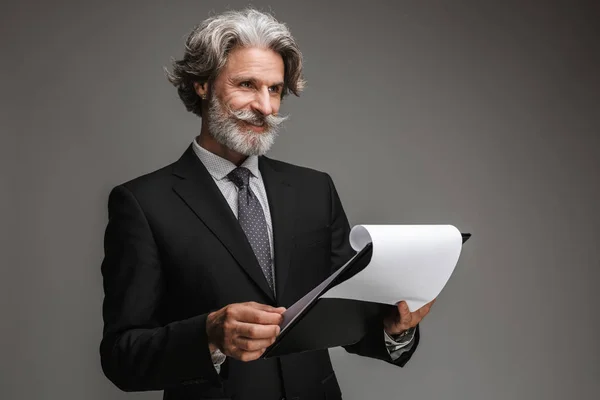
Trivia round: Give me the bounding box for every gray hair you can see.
[165,8,305,117]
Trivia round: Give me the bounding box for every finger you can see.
[234,335,277,351]
[226,343,266,362]
[237,348,266,362]
[238,307,285,325]
[398,301,411,318]
[419,303,432,318]
[398,302,413,327]
[245,302,287,314]
[236,322,280,339]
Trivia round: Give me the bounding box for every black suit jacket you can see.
[100,145,419,400]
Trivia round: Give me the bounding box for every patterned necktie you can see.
[228,167,275,293]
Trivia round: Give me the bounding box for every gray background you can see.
[3,0,599,399]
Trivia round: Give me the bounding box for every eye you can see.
[268,85,282,94]
[240,81,252,88]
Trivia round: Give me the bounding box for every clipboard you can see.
[262,233,471,358]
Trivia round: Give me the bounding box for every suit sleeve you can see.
[99,184,221,391]
[325,174,420,367]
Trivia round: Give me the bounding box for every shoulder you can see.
[260,156,332,182]
[260,156,345,198]
[109,160,178,202]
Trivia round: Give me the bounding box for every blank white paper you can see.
[320,225,463,311]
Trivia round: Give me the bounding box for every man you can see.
[100,8,435,400]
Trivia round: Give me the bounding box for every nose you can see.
[251,87,274,116]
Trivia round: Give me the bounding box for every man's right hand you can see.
[206,301,286,362]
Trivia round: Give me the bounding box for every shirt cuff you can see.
[211,348,227,373]
[384,327,416,359]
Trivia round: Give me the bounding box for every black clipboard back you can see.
[262,232,472,358]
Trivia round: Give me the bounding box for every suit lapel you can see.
[171,145,276,302]
[259,157,296,304]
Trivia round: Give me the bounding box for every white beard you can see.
[206,95,288,156]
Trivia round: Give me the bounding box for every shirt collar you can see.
[192,137,260,181]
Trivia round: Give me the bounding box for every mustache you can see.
[229,108,289,129]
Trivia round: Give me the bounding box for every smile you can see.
[239,119,267,131]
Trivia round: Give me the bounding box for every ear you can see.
[193,82,209,98]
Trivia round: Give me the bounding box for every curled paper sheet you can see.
[320,225,463,311]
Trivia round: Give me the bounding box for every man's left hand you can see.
[383,299,436,336]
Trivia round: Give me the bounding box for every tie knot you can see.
[228,167,251,188]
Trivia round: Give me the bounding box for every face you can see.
[204,47,288,156]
